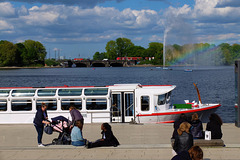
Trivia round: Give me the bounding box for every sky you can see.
[0,0,240,59]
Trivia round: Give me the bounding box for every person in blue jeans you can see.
[71,120,85,146]
[33,103,50,147]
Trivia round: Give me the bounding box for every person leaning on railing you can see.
[69,106,84,129]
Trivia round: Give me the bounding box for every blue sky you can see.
[0,0,239,59]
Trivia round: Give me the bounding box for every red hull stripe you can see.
[137,104,221,117]
[156,120,175,124]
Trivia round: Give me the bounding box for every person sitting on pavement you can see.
[206,113,223,139]
[69,106,84,129]
[190,113,203,139]
[71,120,86,146]
[86,123,120,148]
[172,113,188,139]
[173,122,193,154]
[171,145,203,160]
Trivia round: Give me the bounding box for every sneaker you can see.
[38,144,45,147]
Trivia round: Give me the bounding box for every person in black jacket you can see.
[172,146,203,160]
[172,113,188,139]
[206,113,223,139]
[86,123,120,148]
[33,103,50,147]
[173,122,193,154]
[190,113,203,139]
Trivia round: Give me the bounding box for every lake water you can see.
[0,66,235,122]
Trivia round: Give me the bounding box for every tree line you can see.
[93,37,240,66]
[0,40,47,67]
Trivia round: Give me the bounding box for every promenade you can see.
[0,123,240,160]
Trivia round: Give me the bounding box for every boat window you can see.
[0,100,7,111]
[166,91,171,104]
[11,100,32,111]
[111,94,121,117]
[0,90,10,97]
[58,89,82,96]
[61,99,82,110]
[38,89,56,97]
[84,88,108,96]
[141,96,150,111]
[86,99,107,110]
[36,99,57,110]
[12,90,36,97]
[158,94,166,105]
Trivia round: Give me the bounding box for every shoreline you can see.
[0,65,232,69]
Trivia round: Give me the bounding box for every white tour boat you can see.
[0,84,220,124]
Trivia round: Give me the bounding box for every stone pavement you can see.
[0,123,240,160]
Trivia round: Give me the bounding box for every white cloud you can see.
[0,20,13,30]
[149,35,162,41]
[0,2,16,17]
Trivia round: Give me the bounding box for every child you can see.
[86,123,119,148]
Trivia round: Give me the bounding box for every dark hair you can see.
[75,120,83,129]
[188,146,203,160]
[209,113,223,125]
[69,106,76,110]
[41,102,47,108]
[180,113,187,120]
[102,123,112,131]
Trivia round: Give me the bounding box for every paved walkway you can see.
[0,123,240,160]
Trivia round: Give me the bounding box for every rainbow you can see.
[169,44,220,66]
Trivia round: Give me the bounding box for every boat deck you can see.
[0,123,240,160]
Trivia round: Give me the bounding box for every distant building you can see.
[74,58,84,61]
[60,56,65,60]
[116,57,142,61]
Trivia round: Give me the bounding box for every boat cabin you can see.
[0,84,176,124]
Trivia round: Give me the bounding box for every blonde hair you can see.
[177,122,191,135]
[192,113,199,121]
[188,146,203,160]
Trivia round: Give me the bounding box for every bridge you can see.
[67,60,134,67]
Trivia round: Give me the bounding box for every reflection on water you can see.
[0,66,234,122]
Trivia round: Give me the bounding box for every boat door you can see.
[111,92,134,123]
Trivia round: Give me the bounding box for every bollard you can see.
[235,60,240,127]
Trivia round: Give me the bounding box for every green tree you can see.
[105,40,117,60]
[115,38,134,57]
[0,40,17,66]
[93,52,106,60]
[219,43,232,65]
[144,42,163,64]
[126,46,145,57]
[22,40,47,65]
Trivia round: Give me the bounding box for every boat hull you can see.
[136,104,220,123]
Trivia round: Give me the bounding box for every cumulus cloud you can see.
[0,2,162,43]
[0,2,16,17]
[1,0,240,47]
[0,0,124,8]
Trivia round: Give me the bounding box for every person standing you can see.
[173,122,193,154]
[206,113,223,139]
[69,106,84,129]
[33,103,50,147]
[190,113,203,139]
